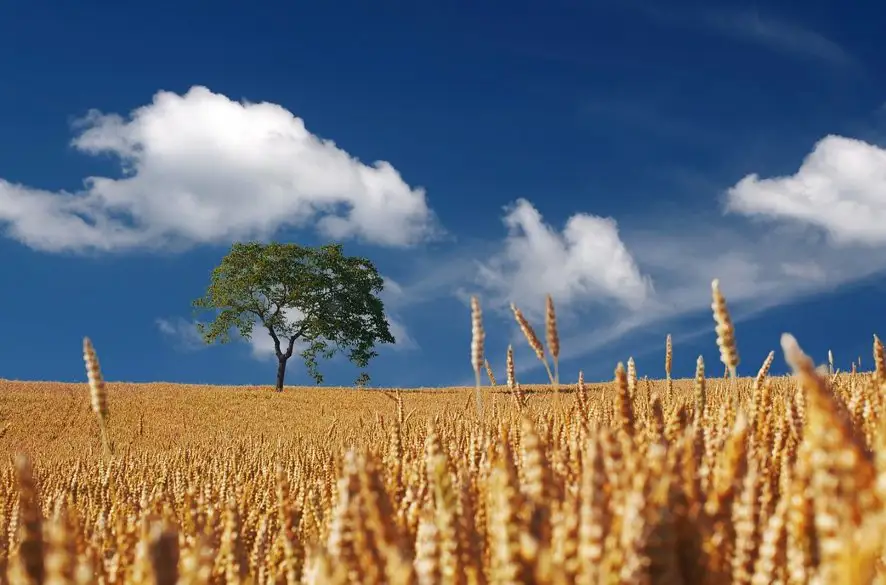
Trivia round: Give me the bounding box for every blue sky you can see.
[1,0,885,388]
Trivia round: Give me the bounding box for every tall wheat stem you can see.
[470,296,485,419]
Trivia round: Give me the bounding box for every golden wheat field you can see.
[2,287,886,584]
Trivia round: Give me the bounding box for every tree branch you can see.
[267,325,283,359]
[282,315,312,359]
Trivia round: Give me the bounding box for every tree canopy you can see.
[193,241,395,390]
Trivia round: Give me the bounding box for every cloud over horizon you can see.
[475,198,653,318]
[469,134,886,376]
[3,85,883,382]
[0,86,440,253]
[726,135,886,246]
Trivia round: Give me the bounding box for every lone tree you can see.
[193,241,395,391]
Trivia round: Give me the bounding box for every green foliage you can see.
[355,371,371,388]
[193,241,395,385]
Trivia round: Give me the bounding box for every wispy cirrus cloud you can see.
[623,2,856,70]
[700,8,856,69]
[454,132,886,379]
[155,317,206,352]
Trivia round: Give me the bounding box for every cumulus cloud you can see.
[539,135,886,371]
[726,135,886,246]
[0,86,439,252]
[373,133,886,382]
[476,198,652,316]
[525,225,875,374]
[462,131,886,379]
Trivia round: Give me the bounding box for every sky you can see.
[1,0,885,389]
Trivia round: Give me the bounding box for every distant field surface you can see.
[0,366,881,583]
[0,380,572,457]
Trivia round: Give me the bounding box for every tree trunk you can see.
[275,357,288,392]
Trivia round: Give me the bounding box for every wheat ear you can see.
[711,279,740,404]
[545,294,560,392]
[15,452,45,585]
[665,334,673,396]
[484,359,497,386]
[510,303,555,386]
[874,335,885,384]
[506,345,516,391]
[470,296,485,418]
[83,337,113,458]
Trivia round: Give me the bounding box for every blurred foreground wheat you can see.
[1,282,886,584]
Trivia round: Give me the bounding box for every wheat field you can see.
[2,286,886,584]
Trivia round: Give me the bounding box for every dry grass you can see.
[1,282,886,583]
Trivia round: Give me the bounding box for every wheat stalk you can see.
[484,359,497,387]
[665,334,673,396]
[712,279,740,406]
[83,337,113,459]
[545,295,560,393]
[510,302,555,386]
[470,296,485,418]
[506,345,516,392]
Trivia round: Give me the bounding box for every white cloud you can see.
[726,135,886,246]
[155,317,205,351]
[512,227,877,378]
[0,86,439,253]
[475,198,652,317]
[474,132,886,378]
